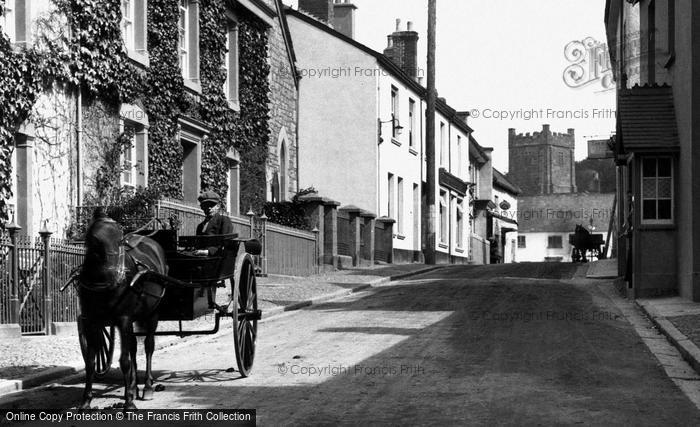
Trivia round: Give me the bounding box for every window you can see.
[179,0,189,76]
[641,157,673,224]
[439,190,447,243]
[517,235,526,248]
[279,140,287,202]
[179,117,207,203]
[408,99,416,148]
[223,20,240,109]
[179,0,200,89]
[457,135,462,177]
[439,122,446,166]
[388,173,395,219]
[122,0,134,50]
[469,163,479,199]
[121,126,136,187]
[391,86,399,138]
[548,235,563,249]
[119,121,148,188]
[3,0,32,45]
[456,199,464,248]
[121,0,148,64]
[558,152,564,165]
[226,147,240,215]
[397,177,404,234]
[2,0,15,42]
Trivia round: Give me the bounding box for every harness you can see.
[63,222,160,294]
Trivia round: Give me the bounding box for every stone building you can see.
[263,0,299,205]
[508,125,577,196]
[509,125,614,262]
[3,0,298,236]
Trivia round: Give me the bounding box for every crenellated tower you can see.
[508,124,577,196]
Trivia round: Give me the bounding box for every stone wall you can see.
[508,125,577,196]
[264,0,299,202]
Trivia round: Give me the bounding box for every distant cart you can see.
[569,225,604,263]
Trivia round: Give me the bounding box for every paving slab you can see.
[586,259,619,279]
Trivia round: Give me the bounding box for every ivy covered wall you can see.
[0,0,275,232]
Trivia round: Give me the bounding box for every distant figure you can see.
[194,191,234,256]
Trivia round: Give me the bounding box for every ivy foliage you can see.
[53,0,144,104]
[198,1,271,213]
[0,0,273,227]
[143,0,187,199]
[0,0,42,225]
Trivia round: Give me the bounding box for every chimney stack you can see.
[333,0,358,39]
[383,18,420,79]
[299,0,334,24]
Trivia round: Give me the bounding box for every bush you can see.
[262,187,316,231]
[67,186,163,239]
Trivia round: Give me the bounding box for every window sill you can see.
[391,138,402,147]
[639,222,675,231]
[126,49,150,68]
[438,243,448,250]
[184,78,202,94]
[455,248,464,254]
[409,147,418,156]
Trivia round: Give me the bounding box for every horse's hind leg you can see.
[128,329,139,400]
[117,319,138,409]
[79,320,99,409]
[142,317,158,401]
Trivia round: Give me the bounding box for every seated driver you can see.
[193,191,234,256]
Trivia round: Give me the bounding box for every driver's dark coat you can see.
[196,213,234,255]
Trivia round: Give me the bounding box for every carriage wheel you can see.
[78,317,115,379]
[232,256,258,377]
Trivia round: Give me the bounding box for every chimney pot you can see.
[407,21,414,31]
[384,17,419,78]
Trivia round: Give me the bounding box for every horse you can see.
[78,209,168,409]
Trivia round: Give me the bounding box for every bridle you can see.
[78,218,130,292]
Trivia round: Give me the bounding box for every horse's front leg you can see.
[79,319,98,409]
[142,317,159,401]
[117,319,138,410]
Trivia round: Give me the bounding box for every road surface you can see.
[2,263,699,425]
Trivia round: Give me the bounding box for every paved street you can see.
[2,264,700,425]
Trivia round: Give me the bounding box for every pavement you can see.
[584,257,700,390]
[0,263,442,398]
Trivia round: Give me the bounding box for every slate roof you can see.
[619,85,679,150]
[493,168,521,196]
[517,193,616,233]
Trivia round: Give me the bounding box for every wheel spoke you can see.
[238,326,246,361]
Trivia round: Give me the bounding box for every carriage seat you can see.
[178,233,239,252]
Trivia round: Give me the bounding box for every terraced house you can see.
[287,0,494,264]
[1,0,299,237]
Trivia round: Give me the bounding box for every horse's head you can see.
[81,210,125,287]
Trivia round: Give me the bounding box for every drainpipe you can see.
[76,88,83,206]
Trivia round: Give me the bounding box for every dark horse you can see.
[78,209,167,409]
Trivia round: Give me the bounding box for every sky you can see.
[284,0,615,173]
